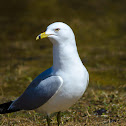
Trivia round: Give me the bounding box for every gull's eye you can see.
[55,28,60,32]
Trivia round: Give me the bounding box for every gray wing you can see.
[9,68,63,110]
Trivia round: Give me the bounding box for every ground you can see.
[0,0,126,125]
[0,87,125,125]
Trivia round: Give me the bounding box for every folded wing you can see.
[7,68,63,111]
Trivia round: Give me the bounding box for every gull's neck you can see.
[52,40,83,71]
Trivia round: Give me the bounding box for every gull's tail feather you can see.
[0,101,20,114]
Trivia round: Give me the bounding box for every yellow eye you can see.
[55,28,60,32]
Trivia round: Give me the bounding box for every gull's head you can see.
[36,22,75,45]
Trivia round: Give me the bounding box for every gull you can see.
[0,22,89,126]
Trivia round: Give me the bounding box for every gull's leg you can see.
[57,111,61,126]
[46,114,51,126]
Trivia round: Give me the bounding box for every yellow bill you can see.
[36,32,49,40]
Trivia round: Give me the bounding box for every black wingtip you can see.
[0,101,20,114]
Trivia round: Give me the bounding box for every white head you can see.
[36,22,75,45]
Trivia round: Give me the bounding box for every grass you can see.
[0,88,125,125]
[0,0,126,125]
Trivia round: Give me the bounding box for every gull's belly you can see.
[37,72,88,114]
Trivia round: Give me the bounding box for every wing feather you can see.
[9,68,63,110]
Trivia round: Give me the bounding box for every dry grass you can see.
[0,0,126,125]
[0,87,125,126]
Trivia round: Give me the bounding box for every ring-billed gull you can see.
[0,22,89,126]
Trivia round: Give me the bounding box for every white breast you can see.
[37,65,89,115]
